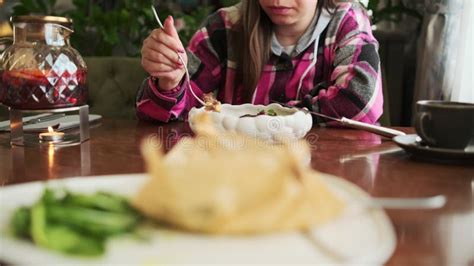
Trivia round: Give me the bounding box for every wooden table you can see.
[0,119,473,265]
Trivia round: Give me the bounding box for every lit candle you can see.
[39,126,64,142]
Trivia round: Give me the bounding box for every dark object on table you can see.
[393,134,474,162]
[414,100,474,150]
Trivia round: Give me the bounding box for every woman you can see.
[137,0,383,124]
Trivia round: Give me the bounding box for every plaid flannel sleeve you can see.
[303,5,384,125]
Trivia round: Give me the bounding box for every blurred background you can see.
[0,0,420,57]
[0,0,242,56]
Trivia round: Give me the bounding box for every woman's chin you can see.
[268,17,297,27]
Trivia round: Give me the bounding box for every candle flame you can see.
[47,126,54,133]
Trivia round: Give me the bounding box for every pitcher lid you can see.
[10,16,72,26]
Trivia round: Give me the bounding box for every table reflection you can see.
[9,141,91,183]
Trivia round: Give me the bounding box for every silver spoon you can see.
[370,195,447,209]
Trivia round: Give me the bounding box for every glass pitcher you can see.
[0,16,87,109]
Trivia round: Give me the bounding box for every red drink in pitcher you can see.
[1,68,87,109]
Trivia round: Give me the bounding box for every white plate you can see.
[0,174,396,265]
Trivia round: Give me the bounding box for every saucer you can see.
[393,134,474,161]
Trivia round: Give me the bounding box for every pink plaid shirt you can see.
[136,2,383,125]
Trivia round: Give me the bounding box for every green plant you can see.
[11,0,154,56]
[10,0,215,56]
[9,0,418,56]
[70,0,157,56]
[219,0,240,7]
[365,0,422,26]
[178,6,214,46]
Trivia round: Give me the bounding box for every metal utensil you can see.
[302,195,446,263]
[371,195,446,209]
[317,112,406,138]
[273,101,406,138]
[150,5,205,106]
[0,113,65,131]
[23,113,65,125]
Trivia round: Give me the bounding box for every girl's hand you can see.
[141,16,187,91]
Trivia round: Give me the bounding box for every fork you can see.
[151,5,206,106]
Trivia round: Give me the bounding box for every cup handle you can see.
[415,112,436,145]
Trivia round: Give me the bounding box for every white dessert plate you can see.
[188,103,313,142]
[0,173,396,265]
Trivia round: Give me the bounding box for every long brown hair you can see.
[237,0,337,102]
